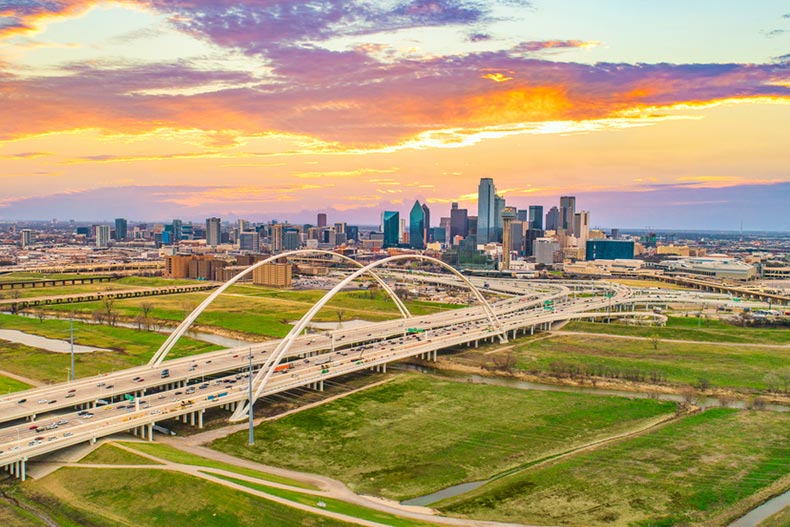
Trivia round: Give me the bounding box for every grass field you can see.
[0,501,47,527]
[0,374,31,394]
[513,334,789,391]
[121,442,316,490]
[563,316,790,345]
[439,409,790,527]
[0,314,218,382]
[40,286,461,338]
[79,443,162,465]
[211,374,675,500]
[759,507,790,527]
[607,278,691,290]
[16,468,357,527]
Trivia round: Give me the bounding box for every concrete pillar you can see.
[319,380,324,392]
[198,410,204,429]
[382,363,387,374]
[530,326,534,335]
[148,423,154,441]
[190,412,195,426]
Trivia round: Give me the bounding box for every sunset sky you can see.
[1,1,789,229]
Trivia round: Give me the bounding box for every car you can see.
[56,420,68,425]
[233,354,239,358]
[17,398,27,404]
[38,399,48,404]
[185,387,196,394]
[48,400,57,404]
[206,360,212,364]
[198,383,209,390]
[67,389,76,393]
[175,391,183,396]
[29,425,39,430]
[96,382,106,387]
[65,393,75,398]
[63,432,73,438]
[105,384,114,389]
[81,413,94,419]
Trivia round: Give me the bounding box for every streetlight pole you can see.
[70,314,75,382]
[248,350,254,446]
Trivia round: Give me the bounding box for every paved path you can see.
[0,368,44,387]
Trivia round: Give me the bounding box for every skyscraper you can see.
[546,206,560,231]
[528,205,544,231]
[96,225,110,248]
[477,178,496,244]
[493,195,506,243]
[573,211,590,252]
[382,211,399,248]
[114,218,127,241]
[409,200,426,249]
[206,217,221,247]
[421,202,431,243]
[560,196,576,234]
[20,229,33,247]
[272,224,283,252]
[239,231,260,253]
[317,213,327,227]
[450,202,468,243]
[501,207,516,270]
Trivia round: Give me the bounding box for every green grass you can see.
[439,409,790,527]
[19,468,357,527]
[120,441,316,490]
[759,507,790,527]
[0,374,31,394]
[0,314,219,382]
[563,316,790,345]
[211,374,675,500]
[0,272,91,284]
[212,474,443,527]
[42,286,461,339]
[516,334,790,390]
[79,443,162,465]
[0,500,48,527]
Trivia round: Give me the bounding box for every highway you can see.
[0,277,722,479]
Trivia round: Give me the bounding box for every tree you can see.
[335,309,345,328]
[138,302,154,331]
[679,385,698,405]
[763,372,781,393]
[492,352,518,374]
[648,334,661,351]
[100,295,117,326]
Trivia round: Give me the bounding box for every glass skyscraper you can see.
[382,211,399,248]
[409,200,425,249]
[477,178,496,244]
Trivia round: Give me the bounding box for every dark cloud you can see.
[467,32,491,42]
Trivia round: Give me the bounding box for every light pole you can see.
[69,314,75,382]
[248,350,254,446]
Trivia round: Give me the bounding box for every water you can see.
[396,365,790,413]
[0,329,110,353]
[14,312,253,348]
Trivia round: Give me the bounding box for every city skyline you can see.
[1,1,790,229]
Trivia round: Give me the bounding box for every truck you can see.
[315,356,333,366]
[274,363,294,373]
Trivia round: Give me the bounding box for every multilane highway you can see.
[0,278,680,479]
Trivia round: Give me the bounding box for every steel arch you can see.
[149,250,412,367]
[230,253,506,421]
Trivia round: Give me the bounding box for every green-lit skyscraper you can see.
[382,211,399,248]
[409,200,425,249]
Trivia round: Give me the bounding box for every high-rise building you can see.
[171,219,183,241]
[534,237,561,265]
[239,232,261,252]
[493,195,506,243]
[573,211,590,254]
[334,222,345,234]
[96,225,110,248]
[20,229,34,247]
[516,209,528,222]
[450,203,468,243]
[546,206,560,231]
[272,224,283,252]
[382,211,399,248]
[238,219,250,233]
[114,218,127,241]
[409,200,426,249]
[400,218,407,243]
[477,178,496,244]
[317,213,327,227]
[421,203,431,243]
[501,207,516,270]
[528,205,544,231]
[206,217,221,247]
[439,216,451,244]
[346,226,359,242]
[283,230,300,251]
[560,196,576,235]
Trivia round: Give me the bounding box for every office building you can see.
[573,211,590,253]
[528,206,543,231]
[171,219,183,241]
[96,225,110,248]
[560,196,576,234]
[516,209,528,222]
[346,225,359,242]
[20,229,34,247]
[586,239,635,261]
[477,178,496,244]
[450,203,468,242]
[114,218,127,241]
[421,203,431,243]
[283,230,301,251]
[534,237,561,266]
[239,231,261,253]
[382,211,399,248]
[545,206,560,231]
[439,217,451,244]
[409,200,426,249]
[271,224,283,252]
[206,217,221,247]
[493,194,505,243]
[317,213,327,228]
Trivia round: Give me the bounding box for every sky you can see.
[1,0,789,230]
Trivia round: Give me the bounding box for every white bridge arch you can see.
[229,254,506,421]
[149,250,412,367]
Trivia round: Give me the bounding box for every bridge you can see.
[0,253,701,480]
